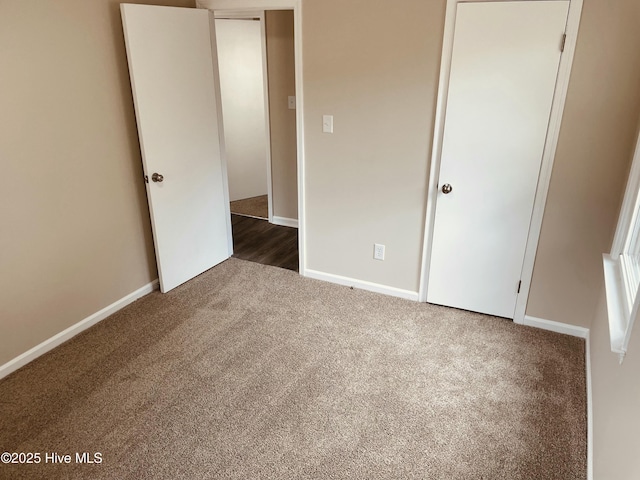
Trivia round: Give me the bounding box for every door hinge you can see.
[560,33,567,53]
[144,174,149,184]
[517,280,522,294]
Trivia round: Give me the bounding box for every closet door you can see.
[427,1,569,318]
[121,4,232,292]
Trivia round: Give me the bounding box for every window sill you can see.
[602,254,628,356]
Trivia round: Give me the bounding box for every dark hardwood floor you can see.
[231,214,298,272]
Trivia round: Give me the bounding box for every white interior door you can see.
[427,1,569,318]
[121,4,232,293]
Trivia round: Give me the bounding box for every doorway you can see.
[215,15,271,221]
[120,2,305,293]
[215,10,299,272]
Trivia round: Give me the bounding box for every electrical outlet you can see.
[374,244,385,261]
[288,96,296,110]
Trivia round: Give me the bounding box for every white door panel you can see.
[121,4,232,292]
[427,1,569,318]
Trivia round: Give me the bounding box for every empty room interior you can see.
[1,0,639,479]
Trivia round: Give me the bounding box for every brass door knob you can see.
[441,183,452,194]
[152,173,164,183]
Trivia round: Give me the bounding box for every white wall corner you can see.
[0,280,159,381]
[304,269,419,301]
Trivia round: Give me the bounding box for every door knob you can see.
[152,173,164,183]
[441,183,452,194]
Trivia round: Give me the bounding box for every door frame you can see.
[197,0,306,275]
[213,12,275,223]
[417,0,584,324]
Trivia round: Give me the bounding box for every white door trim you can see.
[198,0,306,276]
[418,0,584,324]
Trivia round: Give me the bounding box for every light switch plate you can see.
[288,96,296,110]
[322,115,333,133]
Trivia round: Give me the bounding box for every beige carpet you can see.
[230,195,268,219]
[0,259,586,479]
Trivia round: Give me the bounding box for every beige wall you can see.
[265,10,298,220]
[527,0,640,327]
[0,0,194,367]
[303,0,444,291]
[591,288,640,479]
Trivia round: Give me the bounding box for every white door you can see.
[121,4,232,293]
[427,1,569,318]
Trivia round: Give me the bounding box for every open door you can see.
[121,4,232,292]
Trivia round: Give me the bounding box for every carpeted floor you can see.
[230,195,268,219]
[0,259,586,479]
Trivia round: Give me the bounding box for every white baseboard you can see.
[271,216,298,228]
[523,315,590,338]
[304,269,419,301]
[233,213,267,221]
[586,331,593,480]
[0,279,159,380]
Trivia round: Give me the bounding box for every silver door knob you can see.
[441,183,452,194]
[152,173,164,183]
